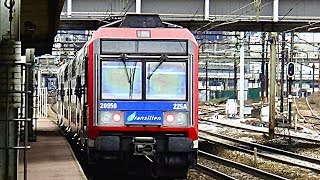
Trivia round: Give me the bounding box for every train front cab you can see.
[86,29,198,178]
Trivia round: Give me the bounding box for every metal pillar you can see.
[205,60,208,101]
[136,0,141,14]
[269,32,277,139]
[261,32,266,103]
[288,75,293,142]
[239,32,245,119]
[300,61,302,96]
[234,54,237,100]
[319,55,320,95]
[288,32,294,142]
[204,0,210,20]
[280,33,285,113]
[312,63,315,93]
[265,37,269,102]
[266,62,269,101]
[67,0,72,17]
[273,0,279,22]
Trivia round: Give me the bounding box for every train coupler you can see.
[132,137,156,156]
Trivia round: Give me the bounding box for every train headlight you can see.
[99,111,124,126]
[165,113,175,123]
[100,111,112,124]
[164,112,188,127]
[113,113,121,122]
[176,112,187,125]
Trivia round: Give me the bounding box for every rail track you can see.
[199,117,320,144]
[305,97,320,119]
[198,102,320,178]
[199,130,320,173]
[195,163,236,180]
[294,96,320,129]
[197,150,288,180]
[199,102,320,144]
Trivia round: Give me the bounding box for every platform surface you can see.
[18,118,87,180]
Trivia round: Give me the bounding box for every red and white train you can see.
[56,14,198,178]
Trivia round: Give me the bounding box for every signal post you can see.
[287,61,295,142]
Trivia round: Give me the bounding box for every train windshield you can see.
[101,61,142,99]
[146,61,186,100]
[100,60,187,100]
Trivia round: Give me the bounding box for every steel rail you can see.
[306,97,320,119]
[195,163,236,180]
[198,150,288,180]
[293,97,320,129]
[200,130,320,164]
[199,135,320,173]
[293,97,307,122]
[199,118,320,143]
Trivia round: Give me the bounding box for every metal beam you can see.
[204,0,210,20]
[273,0,279,22]
[239,32,245,119]
[136,0,141,14]
[67,0,72,17]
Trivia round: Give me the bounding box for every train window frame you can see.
[100,39,188,55]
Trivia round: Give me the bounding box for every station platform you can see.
[18,118,87,180]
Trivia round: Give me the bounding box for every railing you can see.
[0,61,33,180]
[38,87,48,118]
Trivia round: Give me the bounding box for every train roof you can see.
[119,13,164,28]
[89,28,197,45]
[87,14,197,45]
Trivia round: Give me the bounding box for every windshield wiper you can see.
[129,62,137,99]
[147,54,168,80]
[120,53,137,99]
[120,53,130,84]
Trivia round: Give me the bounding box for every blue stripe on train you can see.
[99,101,188,111]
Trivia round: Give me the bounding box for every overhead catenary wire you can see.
[196,0,273,32]
[279,0,301,21]
[205,1,273,31]
[195,1,256,31]
[284,22,320,33]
